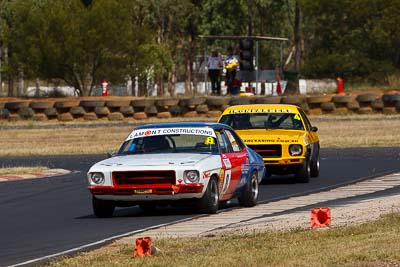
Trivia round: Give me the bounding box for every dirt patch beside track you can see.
[0,168,71,182]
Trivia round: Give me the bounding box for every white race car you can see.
[87,122,265,217]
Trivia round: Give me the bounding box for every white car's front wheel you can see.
[197,177,219,214]
[92,197,115,218]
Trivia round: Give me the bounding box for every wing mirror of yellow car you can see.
[311,126,318,132]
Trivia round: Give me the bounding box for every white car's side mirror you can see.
[107,150,116,158]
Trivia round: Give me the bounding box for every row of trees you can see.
[0,0,399,96]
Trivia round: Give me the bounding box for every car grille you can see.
[248,144,282,158]
[113,171,175,186]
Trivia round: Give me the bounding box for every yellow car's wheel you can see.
[295,157,311,183]
[310,152,320,178]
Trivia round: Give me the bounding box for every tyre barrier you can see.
[157,111,172,119]
[307,95,333,110]
[156,98,180,110]
[108,112,125,121]
[133,112,147,120]
[119,106,134,116]
[281,95,306,105]
[254,96,281,104]
[79,100,106,108]
[58,112,74,122]
[169,105,183,117]
[33,113,48,121]
[94,106,110,117]
[30,101,55,110]
[196,104,209,114]
[144,105,158,117]
[44,108,57,118]
[0,92,399,122]
[54,100,80,109]
[0,108,10,119]
[107,100,132,114]
[332,95,356,104]
[83,112,98,121]
[320,102,336,113]
[180,97,206,108]
[131,99,155,111]
[230,97,251,106]
[70,106,86,117]
[347,101,360,111]
[18,107,35,119]
[382,94,400,107]
[5,101,30,110]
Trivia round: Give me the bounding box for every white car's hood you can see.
[96,153,214,167]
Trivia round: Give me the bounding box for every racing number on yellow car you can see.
[294,114,301,120]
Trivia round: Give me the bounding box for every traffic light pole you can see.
[199,35,288,95]
[280,42,283,80]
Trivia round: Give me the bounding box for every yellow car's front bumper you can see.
[263,157,305,165]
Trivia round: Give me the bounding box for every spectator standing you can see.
[224,46,239,95]
[207,48,223,95]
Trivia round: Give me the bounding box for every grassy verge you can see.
[0,166,48,175]
[0,114,399,156]
[46,213,400,267]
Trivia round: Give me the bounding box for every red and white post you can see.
[102,80,109,96]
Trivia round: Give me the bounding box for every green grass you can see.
[46,213,400,267]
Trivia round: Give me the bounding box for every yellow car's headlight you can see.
[289,144,303,156]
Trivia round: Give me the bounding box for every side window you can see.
[216,131,232,154]
[224,129,244,152]
[298,109,311,131]
[219,115,233,127]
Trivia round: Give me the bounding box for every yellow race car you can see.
[218,104,320,183]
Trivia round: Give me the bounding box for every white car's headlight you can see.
[183,170,200,183]
[88,172,105,185]
[289,144,303,156]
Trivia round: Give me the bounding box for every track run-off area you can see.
[1,147,400,266]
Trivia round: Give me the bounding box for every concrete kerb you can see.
[113,171,400,243]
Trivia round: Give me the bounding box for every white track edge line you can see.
[7,217,198,267]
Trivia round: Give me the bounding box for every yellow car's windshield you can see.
[219,113,304,130]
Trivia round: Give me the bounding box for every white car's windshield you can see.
[119,132,218,155]
[220,113,304,130]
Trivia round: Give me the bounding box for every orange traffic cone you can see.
[133,237,152,258]
[133,237,161,258]
[311,207,331,228]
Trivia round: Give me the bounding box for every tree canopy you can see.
[0,0,399,96]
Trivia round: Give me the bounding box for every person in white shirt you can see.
[207,49,223,95]
[224,46,239,95]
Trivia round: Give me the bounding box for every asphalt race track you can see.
[1,147,400,266]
